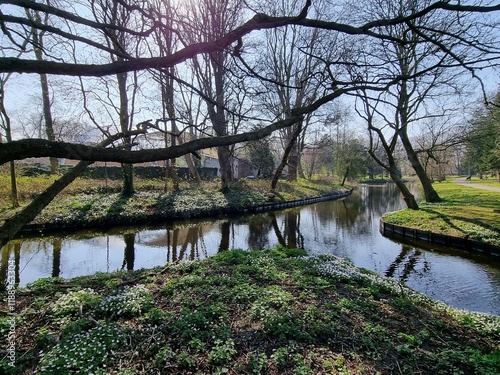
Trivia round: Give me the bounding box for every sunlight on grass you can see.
[384,181,500,246]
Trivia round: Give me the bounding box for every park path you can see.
[452,179,500,193]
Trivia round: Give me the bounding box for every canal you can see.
[2,183,500,315]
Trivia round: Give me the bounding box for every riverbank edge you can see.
[17,188,353,236]
[379,219,500,257]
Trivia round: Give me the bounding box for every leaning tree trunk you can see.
[368,147,419,210]
[0,130,146,249]
[341,165,350,187]
[271,123,303,190]
[0,160,92,249]
[391,171,419,210]
[399,130,441,202]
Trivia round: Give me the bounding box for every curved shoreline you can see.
[18,189,353,236]
[379,219,500,257]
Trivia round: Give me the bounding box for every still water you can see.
[2,184,500,315]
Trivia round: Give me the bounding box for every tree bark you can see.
[287,142,299,182]
[399,127,441,202]
[271,122,303,190]
[117,70,134,196]
[30,10,58,174]
[9,161,19,208]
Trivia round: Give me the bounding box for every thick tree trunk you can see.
[117,71,134,196]
[368,142,419,210]
[211,50,233,191]
[287,143,299,182]
[399,130,441,202]
[392,172,419,210]
[209,104,233,190]
[9,161,19,208]
[218,146,233,191]
[184,153,202,185]
[121,162,134,196]
[272,123,303,190]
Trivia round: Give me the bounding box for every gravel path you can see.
[452,179,500,193]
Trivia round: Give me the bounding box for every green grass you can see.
[1,247,499,374]
[0,173,349,229]
[383,180,500,246]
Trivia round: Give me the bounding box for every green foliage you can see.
[26,277,66,295]
[247,136,275,178]
[463,94,500,174]
[153,345,175,369]
[0,360,17,375]
[35,327,57,349]
[262,313,314,342]
[383,181,500,246]
[248,351,268,374]
[332,137,370,184]
[96,284,154,317]
[177,350,197,369]
[38,323,127,374]
[52,288,101,317]
[272,347,292,368]
[467,349,500,374]
[170,303,231,342]
[208,339,237,365]
[6,249,500,375]
[250,285,294,319]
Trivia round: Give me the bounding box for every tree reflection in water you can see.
[385,244,430,282]
[2,183,500,315]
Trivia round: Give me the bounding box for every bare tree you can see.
[0,0,498,232]
[179,0,245,190]
[26,5,58,174]
[346,0,493,203]
[92,0,151,196]
[0,76,19,208]
[356,89,420,209]
[256,0,334,185]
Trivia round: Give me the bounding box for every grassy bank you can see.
[383,180,500,246]
[1,247,499,374]
[0,176,349,230]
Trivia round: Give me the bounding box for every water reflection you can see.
[1,183,500,315]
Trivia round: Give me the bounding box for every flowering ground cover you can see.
[0,176,349,230]
[1,247,499,374]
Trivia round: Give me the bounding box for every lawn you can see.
[383,180,500,246]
